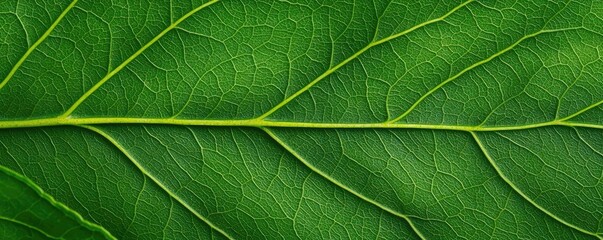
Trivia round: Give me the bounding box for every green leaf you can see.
[0,165,114,239]
[0,0,602,239]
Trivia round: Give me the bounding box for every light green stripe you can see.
[471,132,602,239]
[256,0,474,120]
[0,117,600,131]
[80,125,235,240]
[263,127,427,240]
[0,0,80,90]
[0,165,116,240]
[61,0,220,117]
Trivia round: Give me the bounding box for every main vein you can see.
[60,0,219,118]
[0,0,79,91]
[0,117,601,131]
[255,0,474,120]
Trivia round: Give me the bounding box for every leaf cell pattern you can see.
[0,0,602,239]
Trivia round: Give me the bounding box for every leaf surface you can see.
[0,165,113,239]
[0,0,602,239]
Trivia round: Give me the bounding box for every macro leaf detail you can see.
[0,0,602,239]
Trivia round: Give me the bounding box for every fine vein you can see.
[60,0,219,117]
[471,132,602,239]
[80,125,235,240]
[263,127,427,240]
[0,0,79,91]
[255,0,474,120]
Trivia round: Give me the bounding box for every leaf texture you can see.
[0,0,602,239]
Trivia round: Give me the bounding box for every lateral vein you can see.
[262,127,427,240]
[255,0,474,120]
[60,0,219,118]
[79,125,235,240]
[0,165,116,240]
[387,27,584,123]
[0,216,62,240]
[0,0,79,91]
[471,132,602,239]
[558,98,603,122]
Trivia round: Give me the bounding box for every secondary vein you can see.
[80,125,235,240]
[255,0,474,120]
[387,27,585,124]
[471,132,603,239]
[262,127,428,240]
[0,217,61,240]
[60,0,220,118]
[0,0,79,91]
[0,165,116,240]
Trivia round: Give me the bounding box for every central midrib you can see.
[0,117,600,131]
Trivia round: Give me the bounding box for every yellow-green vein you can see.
[558,98,603,122]
[0,164,116,240]
[255,0,474,120]
[387,27,585,124]
[0,116,602,131]
[471,132,603,239]
[79,125,235,240]
[262,127,428,240]
[61,0,219,118]
[0,0,79,91]
[0,217,61,240]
